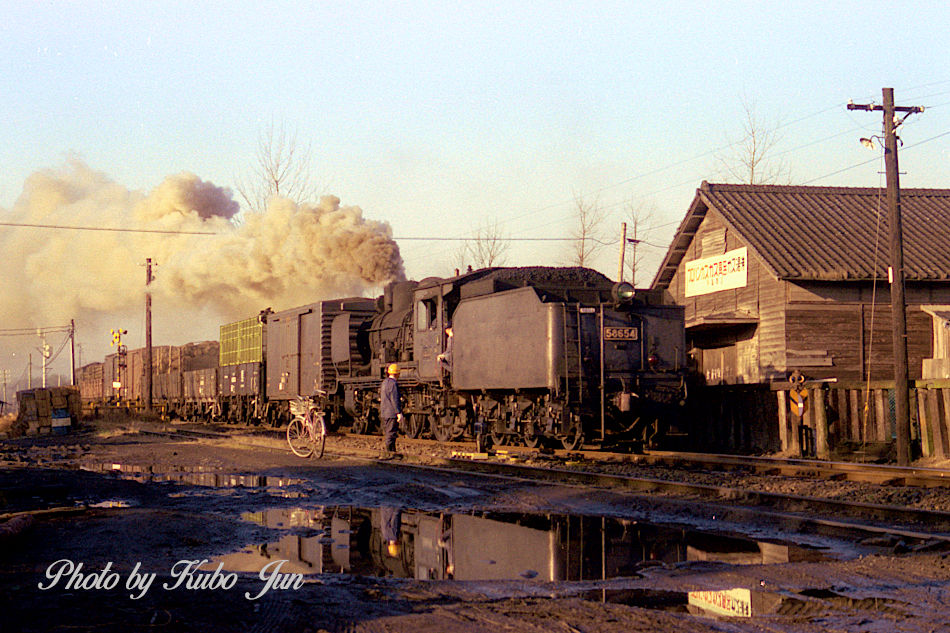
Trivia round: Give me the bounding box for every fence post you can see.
[814,387,829,459]
[936,389,950,459]
[777,390,789,452]
[874,389,887,441]
[919,388,934,457]
[849,389,861,441]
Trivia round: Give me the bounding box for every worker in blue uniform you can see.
[379,363,403,459]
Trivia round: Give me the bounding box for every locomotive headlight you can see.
[647,353,659,370]
[611,281,635,304]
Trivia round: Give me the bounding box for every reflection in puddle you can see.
[88,499,137,508]
[684,587,910,618]
[81,462,306,490]
[210,507,834,582]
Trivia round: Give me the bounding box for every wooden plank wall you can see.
[689,381,950,460]
[771,380,950,460]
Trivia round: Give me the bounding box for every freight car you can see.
[78,342,221,419]
[78,266,687,449]
[215,298,376,427]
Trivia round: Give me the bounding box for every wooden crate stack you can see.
[16,387,82,435]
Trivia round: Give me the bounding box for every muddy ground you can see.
[2,418,950,633]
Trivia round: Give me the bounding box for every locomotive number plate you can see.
[604,326,639,340]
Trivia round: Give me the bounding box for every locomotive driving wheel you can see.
[432,413,464,443]
[404,413,429,439]
[560,426,584,451]
[489,420,511,447]
[522,421,543,448]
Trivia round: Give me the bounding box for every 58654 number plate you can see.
[604,326,639,340]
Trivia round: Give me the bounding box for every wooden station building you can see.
[652,182,950,386]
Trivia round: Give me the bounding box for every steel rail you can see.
[143,424,950,490]
[387,435,950,489]
[639,450,950,488]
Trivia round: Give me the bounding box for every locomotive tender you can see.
[80,266,687,449]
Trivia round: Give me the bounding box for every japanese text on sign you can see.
[684,247,748,297]
[688,588,753,617]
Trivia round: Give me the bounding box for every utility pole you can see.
[145,258,154,413]
[69,319,76,386]
[848,88,924,466]
[37,329,51,388]
[617,222,628,282]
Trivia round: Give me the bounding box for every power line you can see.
[395,236,577,242]
[802,128,950,185]
[0,327,73,336]
[0,221,217,235]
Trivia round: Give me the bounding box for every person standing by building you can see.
[379,363,403,459]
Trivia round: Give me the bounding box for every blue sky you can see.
[2,1,950,286]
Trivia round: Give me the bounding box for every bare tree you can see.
[569,194,607,267]
[235,121,321,213]
[718,98,790,185]
[623,199,655,286]
[456,218,510,270]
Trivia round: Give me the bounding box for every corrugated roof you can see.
[652,182,950,289]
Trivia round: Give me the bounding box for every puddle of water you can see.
[88,499,138,508]
[81,462,307,490]
[208,507,835,582]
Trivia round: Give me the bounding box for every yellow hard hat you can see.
[387,363,400,376]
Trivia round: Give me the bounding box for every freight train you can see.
[79,266,688,449]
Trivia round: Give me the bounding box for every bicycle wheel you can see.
[287,418,313,458]
[312,412,326,459]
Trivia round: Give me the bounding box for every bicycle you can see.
[287,396,327,459]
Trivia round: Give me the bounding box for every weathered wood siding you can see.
[785,281,935,381]
[667,210,785,384]
[756,265,786,382]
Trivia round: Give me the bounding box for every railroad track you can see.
[635,450,950,488]
[392,435,950,489]
[146,424,950,490]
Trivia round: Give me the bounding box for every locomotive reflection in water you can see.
[80,267,688,449]
[210,507,831,581]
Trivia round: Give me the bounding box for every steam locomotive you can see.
[80,266,688,449]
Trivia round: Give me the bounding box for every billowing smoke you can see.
[0,159,404,376]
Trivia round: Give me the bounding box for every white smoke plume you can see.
[0,159,404,378]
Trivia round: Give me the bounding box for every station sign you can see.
[688,588,752,617]
[684,246,748,297]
